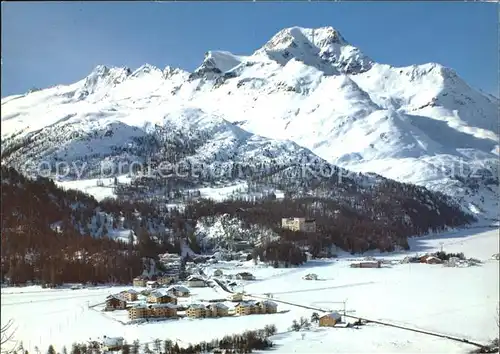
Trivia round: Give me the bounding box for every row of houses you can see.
[129,303,178,320]
[133,275,177,288]
[135,275,209,288]
[186,303,230,318]
[127,299,278,320]
[105,286,191,311]
[214,271,256,281]
[233,300,278,316]
[147,286,190,302]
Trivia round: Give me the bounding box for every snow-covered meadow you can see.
[1,227,498,353]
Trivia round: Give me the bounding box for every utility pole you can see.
[312,28,315,46]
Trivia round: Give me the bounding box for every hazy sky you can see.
[1,1,497,97]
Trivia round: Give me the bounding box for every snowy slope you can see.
[1,26,498,219]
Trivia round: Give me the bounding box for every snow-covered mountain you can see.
[1,26,498,220]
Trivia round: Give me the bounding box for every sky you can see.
[1,1,498,97]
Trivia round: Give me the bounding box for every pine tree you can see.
[47,345,56,354]
[130,341,139,354]
[70,344,81,354]
[311,312,320,323]
[153,339,161,354]
[121,342,130,354]
[163,339,173,354]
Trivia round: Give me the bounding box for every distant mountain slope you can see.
[1,26,498,220]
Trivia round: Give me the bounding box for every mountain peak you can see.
[262,26,348,52]
[256,26,373,74]
[74,65,131,100]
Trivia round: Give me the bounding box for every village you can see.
[98,249,279,324]
[62,217,498,353]
[97,216,491,326]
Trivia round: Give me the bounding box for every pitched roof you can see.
[130,303,177,309]
[150,303,177,309]
[188,303,207,309]
[235,301,257,308]
[167,285,190,293]
[150,289,176,298]
[210,302,229,309]
[106,294,126,302]
[321,311,342,320]
[102,337,124,346]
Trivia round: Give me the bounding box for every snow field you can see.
[1,228,498,353]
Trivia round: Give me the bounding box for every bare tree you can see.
[1,319,17,354]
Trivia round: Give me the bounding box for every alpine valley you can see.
[2,25,500,354]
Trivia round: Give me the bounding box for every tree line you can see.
[14,325,277,354]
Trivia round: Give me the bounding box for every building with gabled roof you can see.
[228,292,244,302]
[147,290,177,304]
[105,295,127,311]
[120,289,139,301]
[186,303,209,318]
[187,275,206,287]
[133,277,147,287]
[319,312,342,327]
[100,336,124,351]
[128,303,177,320]
[209,302,230,317]
[166,285,190,297]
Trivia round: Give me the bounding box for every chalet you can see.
[235,272,255,281]
[146,281,160,289]
[258,300,277,314]
[234,302,250,316]
[350,261,381,268]
[186,304,209,318]
[209,303,229,317]
[133,277,147,287]
[128,303,177,320]
[281,217,316,233]
[213,269,223,277]
[420,255,443,264]
[105,295,127,311]
[100,336,124,351]
[187,275,206,288]
[128,304,147,320]
[147,303,178,318]
[234,301,258,316]
[227,293,244,302]
[166,285,190,298]
[319,312,342,327]
[147,290,178,305]
[121,289,138,302]
[234,300,277,316]
[158,275,177,285]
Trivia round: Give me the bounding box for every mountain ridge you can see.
[1,26,498,220]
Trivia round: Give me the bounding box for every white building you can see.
[186,275,206,287]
